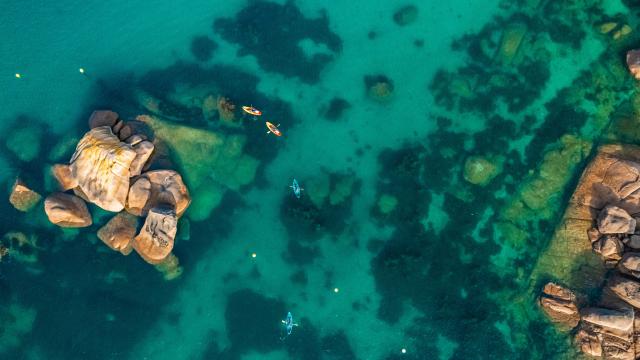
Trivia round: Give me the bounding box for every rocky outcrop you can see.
[9,179,41,212]
[536,145,640,358]
[69,126,137,212]
[592,235,624,265]
[97,212,138,255]
[132,207,177,264]
[597,205,636,234]
[126,170,190,217]
[44,193,92,227]
[619,253,640,278]
[608,274,640,308]
[581,307,634,332]
[538,282,579,329]
[36,110,191,279]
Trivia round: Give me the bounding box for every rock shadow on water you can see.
[213,0,342,83]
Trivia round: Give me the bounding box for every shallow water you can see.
[1,0,638,359]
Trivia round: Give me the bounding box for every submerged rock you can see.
[154,253,183,280]
[132,207,177,264]
[538,282,579,329]
[6,126,42,162]
[597,205,635,234]
[393,5,418,26]
[44,192,92,228]
[463,155,502,186]
[97,212,138,255]
[69,126,137,212]
[365,75,394,103]
[377,194,398,214]
[9,179,41,212]
[495,23,527,65]
[139,115,257,220]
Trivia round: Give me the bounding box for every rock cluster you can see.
[538,144,640,359]
[42,110,190,276]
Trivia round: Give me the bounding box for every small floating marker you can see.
[78,67,85,74]
[15,73,21,79]
[333,287,339,293]
[251,252,257,258]
[401,348,407,354]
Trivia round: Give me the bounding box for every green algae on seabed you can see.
[138,115,259,221]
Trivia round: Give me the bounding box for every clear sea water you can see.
[0,0,638,359]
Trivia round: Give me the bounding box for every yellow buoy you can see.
[79,68,85,74]
[251,252,257,258]
[15,73,21,78]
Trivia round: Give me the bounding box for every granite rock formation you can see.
[538,144,640,358]
[44,193,92,228]
[37,110,191,277]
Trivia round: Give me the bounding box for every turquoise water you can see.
[1,0,639,359]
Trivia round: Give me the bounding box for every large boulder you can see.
[538,282,579,329]
[627,49,640,81]
[581,307,634,332]
[44,193,92,228]
[9,179,41,212]
[126,170,190,217]
[619,253,640,278]
[575,329,602,357]
[129,141,154,176]
[132,207,177,264]
[97,212,138,255]
[597,205,635,234]
[126,177,152,216]
[608,274,640,308]
[592,235,624,264]
[69,126,137,212]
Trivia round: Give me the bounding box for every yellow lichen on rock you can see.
[70,126,137,212]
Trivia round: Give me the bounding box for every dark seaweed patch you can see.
[213,1,342,83]
[225,289,285,354]
[191,35,218,62]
